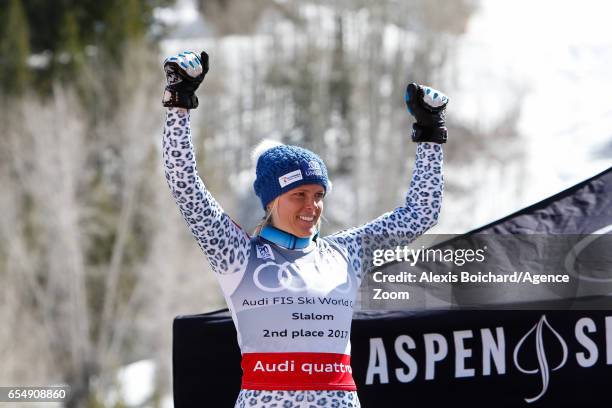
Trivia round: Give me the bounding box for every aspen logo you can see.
[365,314,612,404]
[513,315,567,403]
[305,160,323,176]
[279,169,303,188]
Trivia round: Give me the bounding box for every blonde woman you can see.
[162,51,447,407]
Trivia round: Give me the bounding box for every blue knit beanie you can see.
[253,143,330,210]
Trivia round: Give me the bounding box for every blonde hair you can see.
[253,197,324,236]
[253,198,278,235]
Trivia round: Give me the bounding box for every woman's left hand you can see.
[405,83,449,144]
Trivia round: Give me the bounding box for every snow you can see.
[116,360,156,406]
[154,0,199,26]
[105,359,173,408]
[456,0,612,217]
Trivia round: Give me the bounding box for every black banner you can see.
[174,308,612,407]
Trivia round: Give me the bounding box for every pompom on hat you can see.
[253,140,331,210]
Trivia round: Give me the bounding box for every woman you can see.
[162,51,447,407]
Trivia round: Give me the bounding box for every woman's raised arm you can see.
[162,52,250,276]
[326,84,447,281]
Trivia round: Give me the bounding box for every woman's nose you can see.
[304,196,318,211]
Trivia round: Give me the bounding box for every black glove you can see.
[405,83,449,144]
[162,51,209,109]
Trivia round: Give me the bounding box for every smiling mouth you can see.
[298,215,315,223]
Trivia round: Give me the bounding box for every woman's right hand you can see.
[162,51,209,109]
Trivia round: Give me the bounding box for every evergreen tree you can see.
[1,0,176,93]
[102,0,147,63]
[53,9,83,84]
[0,0,31,95]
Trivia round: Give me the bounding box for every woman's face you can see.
[269,184,325,238]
